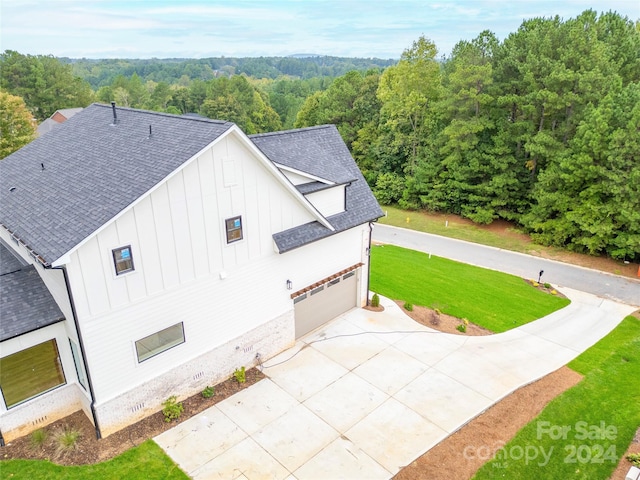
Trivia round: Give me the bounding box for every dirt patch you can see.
[394,366,583,480]
[1,368,264,465]
[396,301,493,336]
[363,304,385,313]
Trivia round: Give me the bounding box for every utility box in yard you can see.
[626,466,640,480]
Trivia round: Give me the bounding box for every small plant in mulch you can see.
[370,293,380,308]
[29,428,47,450]
[628,453,640,467]
[404,302,414,311]
[201,386,215,398]
[234,366,246,384]
[430,308,441,326]
[52,427,81,457]
[526,278,566,298]
[161,395,184,422]
[456,318,469,333]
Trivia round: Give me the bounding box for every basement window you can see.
[112,245,134,275]
[225,216,243,243]
[135,323,185,363]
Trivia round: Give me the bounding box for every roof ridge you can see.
[92,103,232,126]
[249,124,334,138]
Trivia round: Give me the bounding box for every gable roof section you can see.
[55,107,83,120]
[251,125,356,184]
[0,243,65,342]
[250,125,383,253]
[0,104,234,266]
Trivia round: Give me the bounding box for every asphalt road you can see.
[372,224,640,307]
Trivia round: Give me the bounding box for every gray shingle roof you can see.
[0,242,25,275]
[251,126,357,184]
[1,103,233,265]
[0,245,65,341]
[296,181,335,195]
[55,107,83,119]
[251,125,383,253]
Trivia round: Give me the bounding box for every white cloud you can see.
[1,0,638,59]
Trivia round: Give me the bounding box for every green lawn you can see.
[370,244,569,332]
[0,440,188,480]
[473,315,640,479]
[378,205,537,252]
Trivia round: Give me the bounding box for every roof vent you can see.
[41,163,45,171]
[148,124,152,138]
[110,101,118,125]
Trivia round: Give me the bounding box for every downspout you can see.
[366,222,374,306]
[55,265,102,439]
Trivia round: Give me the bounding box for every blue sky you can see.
[2,0,639,59]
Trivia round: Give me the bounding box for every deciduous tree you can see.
[0,91,36,159]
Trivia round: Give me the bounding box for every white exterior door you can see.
[293,269,358,338]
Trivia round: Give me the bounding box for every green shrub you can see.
[161,396,184,422]
[30,428,47,449]
[234,366,246,384]
[456,323,467,333]
[52,427,80,456]
[404,302,413,311]
[201,386,215,398]
[544,282,551,289]
[370,293,380,307]
[628,453,640,467]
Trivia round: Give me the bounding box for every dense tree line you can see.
[0,51,338,134]
[64,56,396,89]
[295,10,640,261]
[0,51,94,121]
[2,10,637,260]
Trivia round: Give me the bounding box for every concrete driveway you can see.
[155,290,636,479]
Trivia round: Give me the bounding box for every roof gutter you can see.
[54,265,102,440]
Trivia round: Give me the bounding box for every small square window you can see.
[112,245,134,275]
[225,216,243,243]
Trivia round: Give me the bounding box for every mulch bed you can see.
[396,302,493,336]
[1,368,264,465]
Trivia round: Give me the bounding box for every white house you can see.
[0,103,383,441]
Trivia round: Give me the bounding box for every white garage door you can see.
[294,270,358,338]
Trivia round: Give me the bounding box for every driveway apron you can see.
[155,289,636,479]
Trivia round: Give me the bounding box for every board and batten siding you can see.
[63,132,369,404]
[305,185,346,217]
[66,132,316,321]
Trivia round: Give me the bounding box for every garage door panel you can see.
[294,270,358,338]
